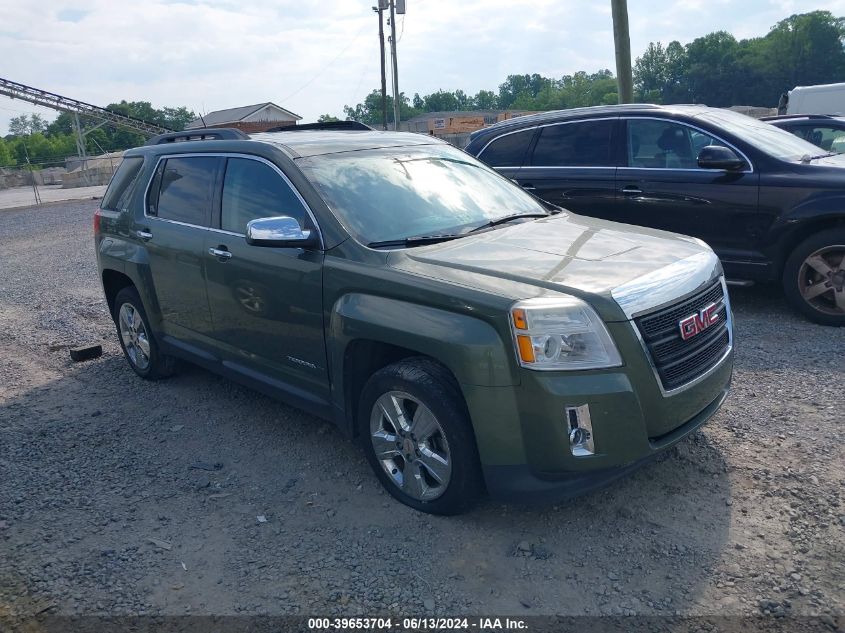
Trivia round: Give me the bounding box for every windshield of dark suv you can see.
[695,108,825,161]
[298,144,547,245]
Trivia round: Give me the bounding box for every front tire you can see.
[113,286,177,379]
[358,358,483,515]
[782,230,845,326]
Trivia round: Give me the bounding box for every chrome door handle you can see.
[208,247,232,260]
[136,229,153,241]
[621,185,643,194]
[522,183,537,191]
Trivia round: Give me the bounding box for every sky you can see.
[2,0,844,134]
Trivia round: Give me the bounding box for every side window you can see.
[101,156,144,211]
[628,119,711,169]
[221,158,309,234]
[801,126,845,152]
[155,156,218,226]
[479,129,534,167]
[530,119,615,167]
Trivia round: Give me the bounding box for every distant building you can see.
[402,110,537,135]
[185,102,302,133]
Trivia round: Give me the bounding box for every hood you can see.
[388,212,716,321]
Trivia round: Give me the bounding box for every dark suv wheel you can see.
[113,286,177,379]
[358,358,483,515]
[783,229,845,326]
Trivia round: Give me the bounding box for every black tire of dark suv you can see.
[782,229,845,327]
[113,286,178,379]
[358,358,484,515]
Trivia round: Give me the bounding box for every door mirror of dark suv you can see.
[246,216,318,248]
[697,145,745,171]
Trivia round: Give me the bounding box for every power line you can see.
[278,21,371,105]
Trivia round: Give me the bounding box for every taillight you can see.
[93,208,102,235]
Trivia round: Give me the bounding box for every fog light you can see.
[565,404,595,457]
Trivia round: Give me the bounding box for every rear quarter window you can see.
[101,157,144,211]
[478,128,535,167]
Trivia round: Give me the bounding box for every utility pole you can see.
[388,0,401,130]
[374,4,388,130]
[611,0,634,103]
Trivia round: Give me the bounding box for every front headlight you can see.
[510,297,622,371]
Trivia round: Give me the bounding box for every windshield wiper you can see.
[367,234,465,249]
[467,212,551,234]
[800,152,836,162]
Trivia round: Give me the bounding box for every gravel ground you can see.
[0,201,843,625]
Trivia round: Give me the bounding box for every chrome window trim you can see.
[499,166,618,171]
[142,152,324,249]
[621,116,754,174]
[480,115,755,174]
[477,116,618,168]
[612,251,733,397]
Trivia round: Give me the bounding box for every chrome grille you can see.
[634,281,731,392]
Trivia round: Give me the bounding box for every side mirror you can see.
[246,216,318,248]
[697,145,745,171]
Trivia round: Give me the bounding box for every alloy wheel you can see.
[369,391,452,501]
[798,245,845,316]
[118,303,151,370]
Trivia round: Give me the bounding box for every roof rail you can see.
[760,114,836,121]
[144,127,249,145]
[265,120,373,133]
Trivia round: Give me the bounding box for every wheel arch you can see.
[328,293,518,437]
[774,214,845,277]
[102,269,136,317]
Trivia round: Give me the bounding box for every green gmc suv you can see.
[95,124,734,515]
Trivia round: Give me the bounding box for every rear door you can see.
[512,118,620,218]
[142,155,222,341]
[615,117,760,253]
[203,155,328,401]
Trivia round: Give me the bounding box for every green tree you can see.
[8,114,48,136]
[317,114,340,122]
[343,89,421,125]
[0,138,15,166]
[759,11,845,99]
[634,42,668,100]
[472,90,499,109]
[685,31,740,106]
[422,89,460,112]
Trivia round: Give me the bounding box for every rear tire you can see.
[782,230,845,326]
[113,286,177,379]
[358,358,483,515]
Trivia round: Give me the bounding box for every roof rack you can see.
[760,114,836,121]
[144,127,249,145]
[265,120,373,133]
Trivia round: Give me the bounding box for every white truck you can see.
[780,82,845,115]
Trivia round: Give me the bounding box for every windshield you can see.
[298,144,547,244]
[695,109,824,161]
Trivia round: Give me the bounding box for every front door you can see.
[142,155,222,341]
[615,118,760,257]
[203,156,328,401]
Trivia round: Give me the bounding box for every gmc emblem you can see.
[679,303,720,341]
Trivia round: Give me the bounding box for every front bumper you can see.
[480,385,728,503]
[460,319,734,503]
